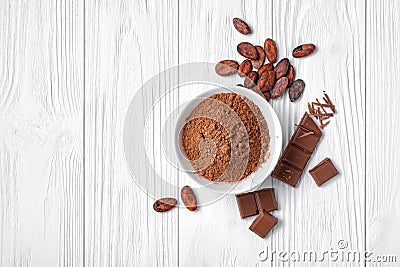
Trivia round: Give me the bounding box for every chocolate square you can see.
[281,144,311,170]
[309,158,339,186]
[249,212,278,238]
[291,127,321,153]
[235,192,258,218]
[254,188,278,212]
[299,112,322,136]
[272,161,302,187]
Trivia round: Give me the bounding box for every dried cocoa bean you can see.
[238,59,252,77]
[237,42,258,60]
[289,79,305,102]
[215,60,239,76]
[274,58,289,79]
[286,65,295,85]
[257,63,274,76]
[292,44,316,58]
[264,38,277,63]
[244,71,258,88]
[153,198,177,212]
[251,46,265,69]
[232,18,251,35]
[181,186,197,211]
[257,70,275,92]
[271,77,289,99]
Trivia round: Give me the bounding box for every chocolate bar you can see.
[272,113,322,187]
[309,158,339,186]
[249,212,278,238]
[235,188,278,219]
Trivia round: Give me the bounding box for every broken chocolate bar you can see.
[235,188,278,218]
[272,113,322,187]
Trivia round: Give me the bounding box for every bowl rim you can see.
[174,86,282,194]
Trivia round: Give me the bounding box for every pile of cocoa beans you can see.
[215,18,315,103]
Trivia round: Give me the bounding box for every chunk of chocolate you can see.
[281,144,311,170]
[254,188,278,212]
[272,161,303,187]
[291,127,320,153]
[249,212,278,238]
[309,158,339,186]
[235,192,258,218]
[299,112,322,136]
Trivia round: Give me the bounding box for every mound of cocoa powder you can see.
[181,93,270,183]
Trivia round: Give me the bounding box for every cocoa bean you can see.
[257,63,274,76]
[257,70,275,92]
[153,198,177,212]
[181,186,197,211]
[292,44,316,58]
[286,65,295,86]
[232,18,251,35]
[274,58,289,79]
[251,46,265,69]
[289,79,305,102]
[215,60,239,76]
[271,77,289,99]
[237,42,258,60]
[244,71,258,88]
[238,59,252,77]
[264,38,277,63]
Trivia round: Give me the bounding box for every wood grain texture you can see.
[0,0,83,266]
[84,0,178,266]
[272,1,365,266]
[2,0,400,266]
[366,0,400,261]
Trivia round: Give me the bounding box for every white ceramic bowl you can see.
[174,86,282,194]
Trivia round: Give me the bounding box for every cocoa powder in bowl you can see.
[181,93,270,183]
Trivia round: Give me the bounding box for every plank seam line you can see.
[364,0,367,266]
[177,0,180,266]
[83,0,86,266]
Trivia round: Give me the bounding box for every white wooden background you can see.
[1,0,399,266]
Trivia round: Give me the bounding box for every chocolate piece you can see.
[235,192,258,218]
[249,212,278,238]
[281,144,311,170]
[291,127,320,153]
[309,158,339,186]
[272,112,322,187]
[299,112,322,136]
[272,161,303,187]
[254,188,278,212]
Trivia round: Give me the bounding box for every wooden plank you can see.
[272,0,365,265]
[0,0,84,266]
[84,0,179,266]
[366,0,400,262]
[178,1,273,266]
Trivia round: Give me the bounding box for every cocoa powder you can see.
[181,93,270,183]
